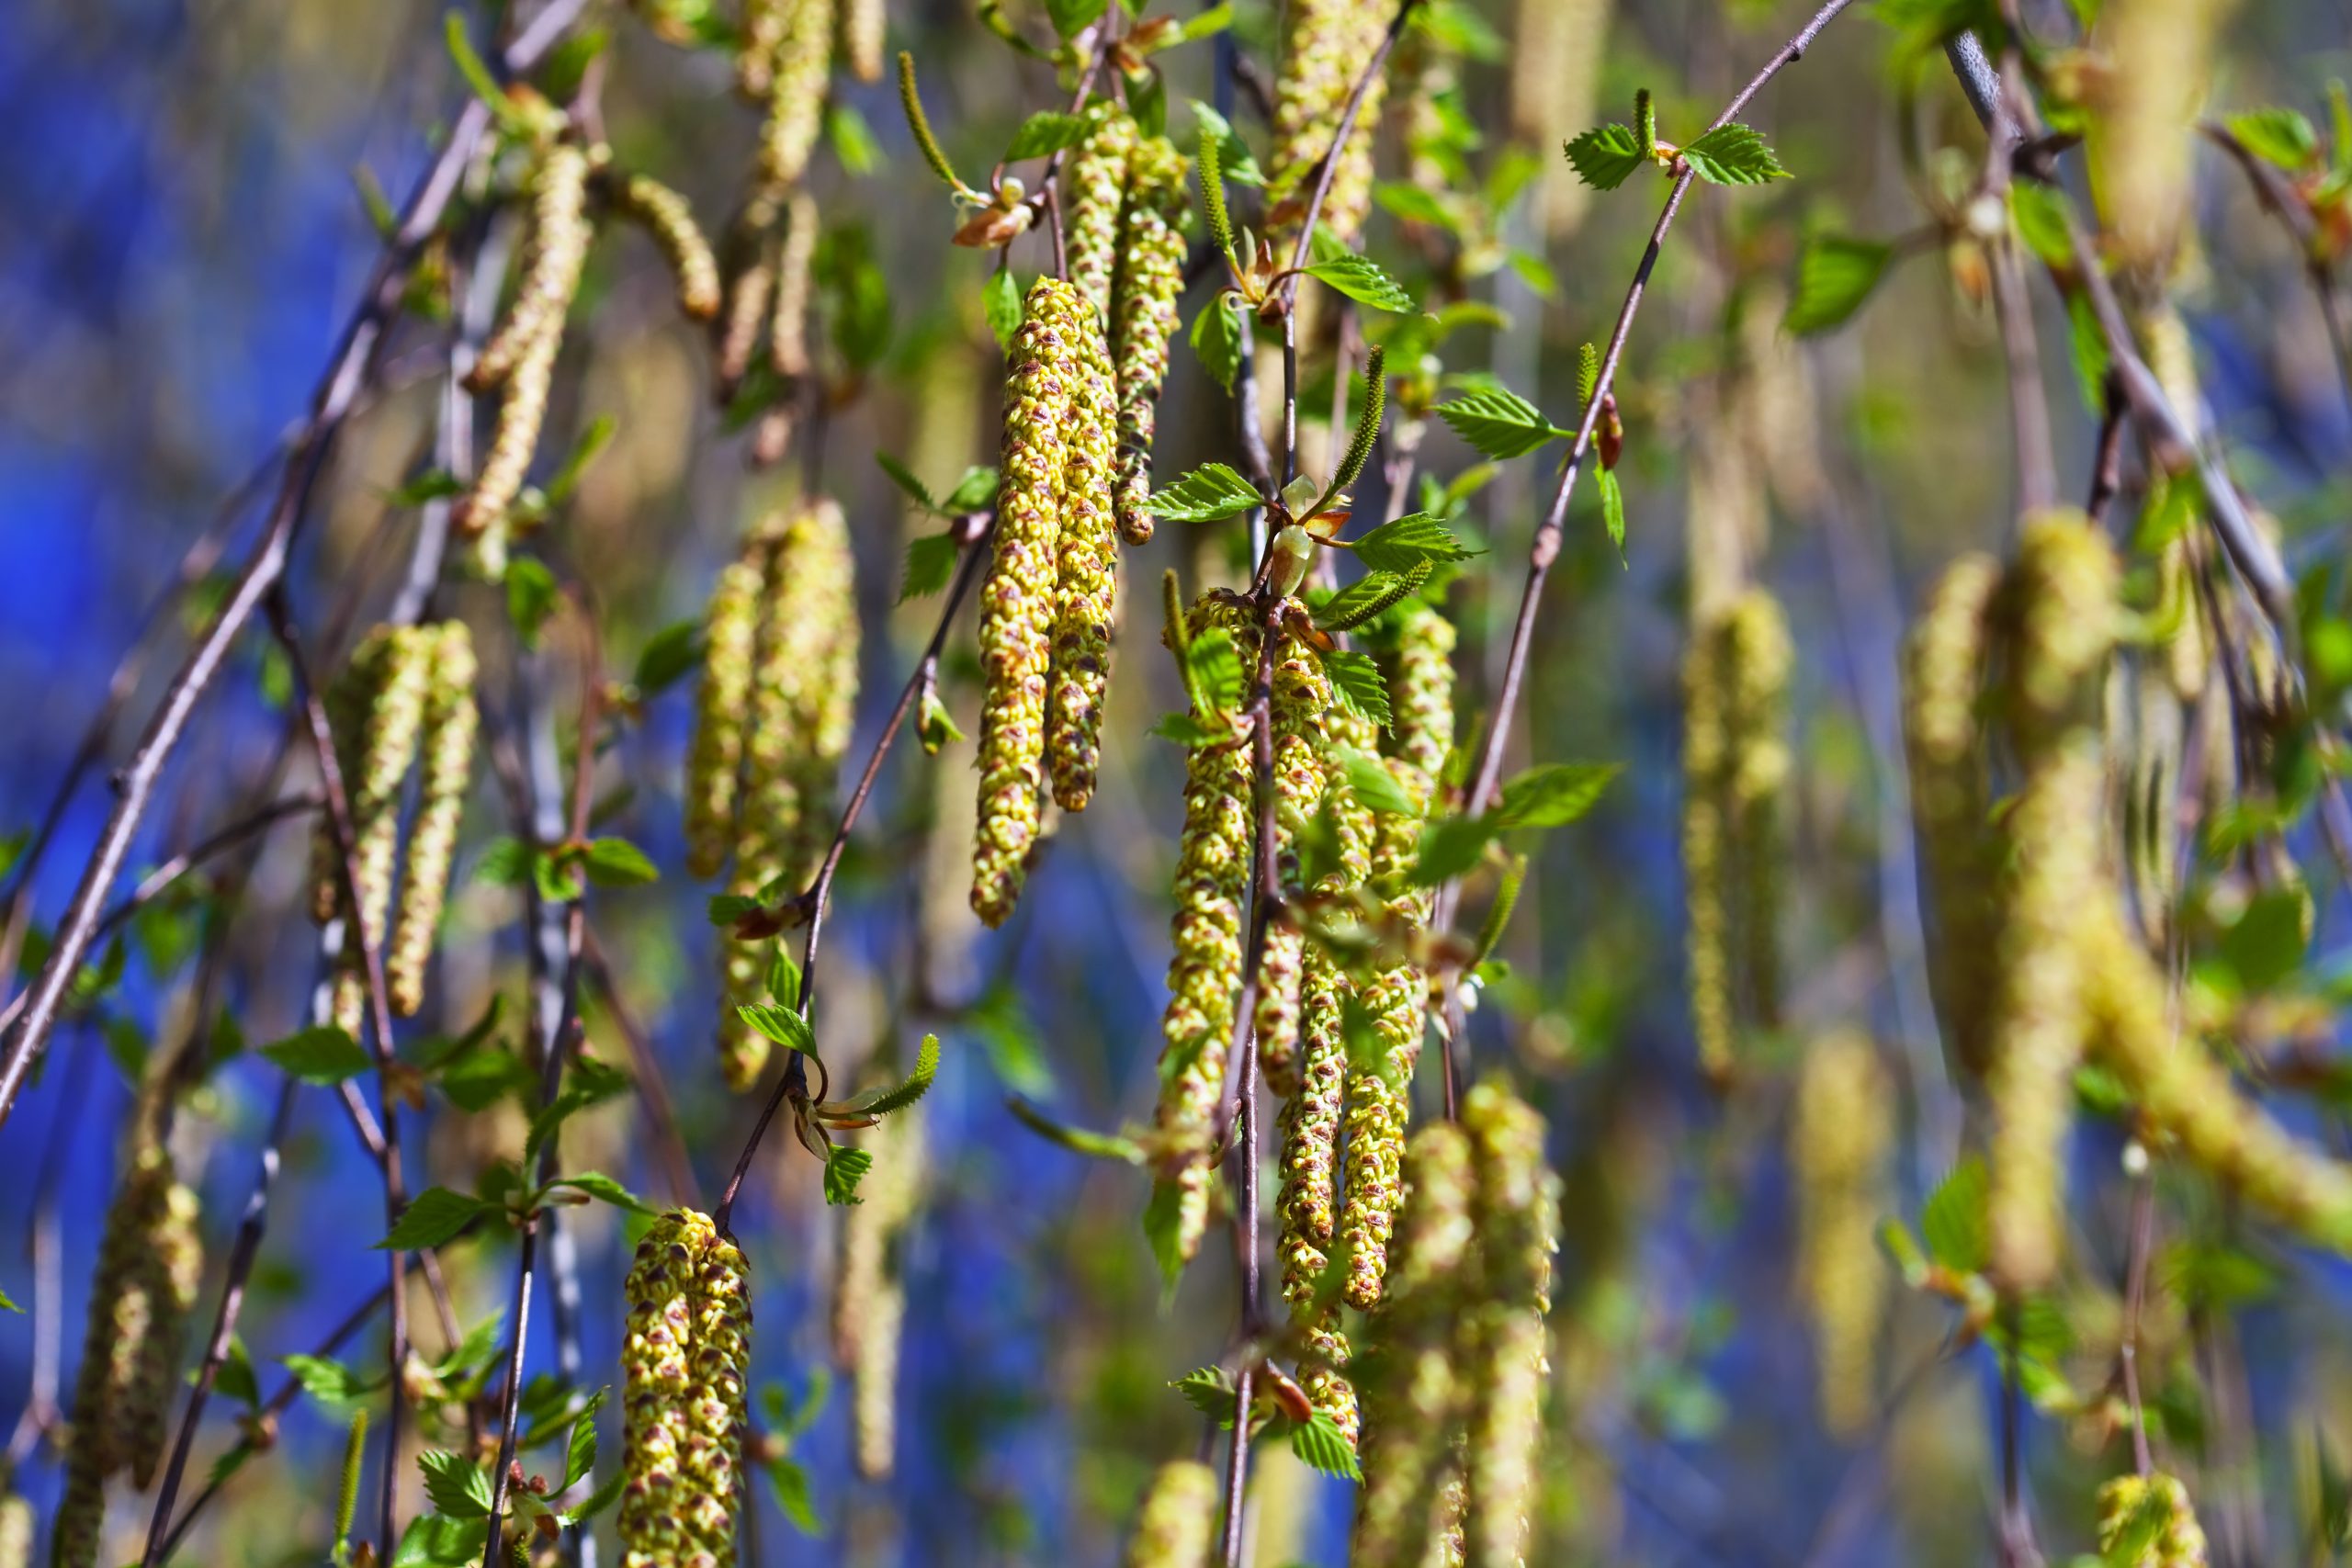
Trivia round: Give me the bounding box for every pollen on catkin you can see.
[1985,512,2118,1292]
[756,0,835,194]
[1791,1031,1893,1438]
[328,625,434,1039]
[1045,302,1120,813]
[684,555,764,881]
[2096,1472,2210,1567]
[620,1210,751,1568]
[1109,136,1190,546]
[1123,1459,1219,1568]
[388,621,478,1017]
[1388,599,1456,788]
[1063,108,1136,327]
[1458,1079,1558,1568]
[0,1478,28,1568]
[1254,622,1335,1097]
[608,171,721,320]
[837,0,885,82]
[1350,1122,1475,1568]
[972,279,1082,926]
[1148,596,1260,1271]
[1904,553,2003,1079]
[1281,947,1357,1441]
[1340,758,1431,1313]
[1267,0,1391,249]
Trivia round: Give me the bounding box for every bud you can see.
[1268,525,1316,599]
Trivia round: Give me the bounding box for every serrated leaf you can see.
[1005,109,1091,161]
[504,555,560,646]
[736,1002,816,1056]
[1322,649,1392,730]
[262,1025,373,1086]
[2230,106,2320,170]
[546,1172,654,1214]
[842,1034,941,1118]
[1313,570,1421,633]
[582,837,658,887]
[899,532,960,603]
[561,1464,627,1528]
[1577,342,1600,409]
[1785,233,1894,336]
[1190,294,1244,392]
[1187,627,1244,714]
[1329,746,1418,818]
[1411,810,1499,886]
[281,1353,379,1411]
[1920,1158,1989,1274]
[391,1515,489,1568]
[1148,462,1262,523]
[1565,121,1645,189]
[1595,467,1628,561]
[983,267,1023,352]
[418,1450,493,1519]
[378,1187,492,1251]
[1303,254,1414,313]
[1680,122,1788,185]
[766,944,800,1009]
[1171,1366,1237,1424]
[1434,388,1570,460]
[1290,1410,1362,1480]
[1351,513,1480,575]
[875,452,934,510]
[823,1145,873,1205]
[1498,763,1616,829]
[1005,1096,1146,1163]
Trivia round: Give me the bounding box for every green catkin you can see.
[1722,589,1792,1032]
[684,555,765,881]
[834,1109,925,1480]
[769,192,818,379]
[1063,109,1137,327]
[1903,554,2003,1079]
[2097,1472,2210,1567]
[1123,1460,1219,1568]
[1459,1081,1558,1568]
[1351,1122,1475,1568]
[1282,947,1357,1441]
[332,626,435,1039]
[737,0,786,96]
[388,621,478,1017]
[1149,597,1260,1269]
[620,1210,751,1568]
[838,0,884,81]
[609,172,721,321]
[971,279,1082,926]
[1791,1031,1893,1438]
[2082,904,2352,1247]
[53,1146,201,1568]
[1045,301,1120,813]
[1109,137,1190,547]
[1986,512,2118,1292]
[1254,625,1335,1096]
[756,0,835,195]
[1341,759,1430,1313]
[0,1483,28,1568]
[1266,0,1391,249]
[1390,600,1456,788]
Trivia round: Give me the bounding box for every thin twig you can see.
[2086,374,2128,527]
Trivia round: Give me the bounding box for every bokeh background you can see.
[5,0,2352,1563]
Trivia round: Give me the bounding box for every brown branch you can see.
[2085,373,2128,526]
[2201,118,2352,419]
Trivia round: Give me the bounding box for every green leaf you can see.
[899,532,960,603]
[1144,1178,1191,1292]
[1044,0,1107,39]
[1434,388,1570,460]
[918,686,965,753]
[472,835,531,887]
[1187,100,1262,186]
[939,465,1000,513]
[561,1465,628,1528]
[2064,289,2113,417]
[581,837,659,887]
[379,1187,493,1251]
[1351,513,1480,575]
[545,1172,655,1214]
[1322,649,1393,731]
[1186,628,1245,714]
[1680,122,1789,185]
[1919,1158,1989,1274]
[2007,181,2074,269]
[767,945,801,1009]
[212,1337,259,1406]
[1290,1410,1362,1481]
[844,1034,941,1118]
[2221,887,2311,993]
[1171,1366,1237,1424]
[1411,811,1499,886]
[1564,122,1645,189]
[2229,106,2321,170]
[823,1144,873,1206]
[0,1283,20,1314]
[825,100,882,174]
[1595,467,1628,561]
[738,1002,816,1057]
[631,619,702,695]
[1329,746,1419,818]
[1148,462,1262,523]
[542,414,616,505]
[707,893,763,925]
[1190,294,1245,393]
[1302,254,1414,313]
[442,13,515,127]
[1373,180,1457,231]
[983,268,1023,352]
[1497,761,1618,828]
[1005,1096,1146,1163]
[1005,109,1091,161]
[766,1457,822,1535]
[505,556,560,648]
[1576,342,1600,410]
[418,1450,492,1519]
[282,1353,379,1413]
[261,1025,373,1086]
[1785,233,1894,336]
[875,452,934,510]
[391,1515,489,1568]
[1313,570,1424,634]
[1150,710,1226,747]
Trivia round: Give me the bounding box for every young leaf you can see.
[1005,1096,1147,1163]
[1329,746,1419,818]
[1411,810,1500,886]
[1434,388,1570,460]
[1044,0,1107,39]
[1322,649,1393,730]
[261,1025,373,1086]
[545,1172,655,1214]
[875,452,934,511]
[1147,462,1262,523]
[378,1188,494,1251]
[845,1033,941,1118]
[390,1515,489,1568]
[1290,1410,1363,1481]
[1679,122,1789,185]
[581,837,658,887]
[561,1467,628,1528]
[1171,1366,1237,1424]
[281,1353,379,1412]
[736,1002,816,1057]
[899,532,960,603]
[1564,122,1645,189]
[1004,109,1091,161]
[2007,180,2074,269]
[1785,233,1894,336]
[765,1457,822,1535]
[1150,710,1226,747]
[1302,254,1414,313]
[938,465,999,513]
[1496,762,1619,828]
[1186,628,1244,714]
[505,556,560,648]
[1920,1158,1990,1274]
[1190,294,1244,393]
[416,1450,493,1518]
[2228,106,2320,170]
[823,1144,873,1205]
[1595,466,1628,561]
[631,619,702,695]
[1351,513,1481,575]
[1576,341,1601,410]
[982,267,1023,352]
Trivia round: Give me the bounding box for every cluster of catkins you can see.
[1348,1081,1561,1568]
[459,116,718,573]
[51,1140,203,1568]
[1680,584,1791,1084]
[1790,1030,1893,1438]
[2097,1471,2209,1567]
[309,620,479,1035]
[1265,0,1392,250]
[831,1103,924,1480]
[1906,511,2352,1291]
[684,501,860,1089]
[618,1209,752,1568]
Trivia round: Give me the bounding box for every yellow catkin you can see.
[388,622,478,1017]
[1063,109,1137,328]
[837,0,885,81]
[2085,0,2230,278]
[1389,601,1456,789]
[1149,598,1260,1271]
[2096,1472,2210,1567]
[757,0,835,195]
[1510,0,1610,238]
[1458,1080,1558,1568]
[1682,612,1733,1083]
[1267,0,1391,250]
[971,279,1082,926]
[1351,1122,1475,1568]
[1792,1031,1894,1438]
[737,0,786,97]
[684,554,765,881]
[1109,137,1189,546]
[1722,589,1792,1032]
[1045,304,1120,813]
[1903,554,2004,1079]
[1253,625,1335,1097]
[619,1210,751,1568]
[329,625,435,1040]
[0,1483,28,1568]
[1282,947,1358,1441]
[1123,1460,1219,1568]
[834,1107,924,1480]
[609,171,721,321]
[310,631,392,925]
[1986,513,2118,1292]
[715,231,775,397]
[769,192,819,380]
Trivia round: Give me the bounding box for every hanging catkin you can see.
[1062,108,1136,327]
[0,1476,27,1568]
[684,552,764,881]
[2096,1472,2210,1568]
[1281,947,1357,1440]
[1109,137,1191,546]
[1458,1079,1558,1568]
[833,1106,925,1480]
[1985,512,2117,1292]
[606,171,721,321]
[756,0,835,195]
[1791,1031,1893,1438]
[1045,302,1120,813]
[388,621,478,1017]
[1122,1460,1218,1568]
[837,0,885,82]
[768,191,820,380]
[1340,766,1425,1313]
[1266,0,1391,249]
[322,626,434,1040]
[1252,623,1334,1097]
[619,1210,751,1568]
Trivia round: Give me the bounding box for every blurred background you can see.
[4,0,2352,1562]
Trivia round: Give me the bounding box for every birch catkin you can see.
[1123,1460,1218,1568]
[1045,303,1120,813]
[327,625,434,1039]
[608,171,721,320]
[1253,625,1335,1097]
[1281,947,1357,1440]
[619,1210,751,1568]
[388,621,478,1017]
[837,0,885,83]
[834,1107,925,1480]
[1340,765,1428,1313]
[1459,1080,1558,1568]
[2097,1472,2210,1568]
[756,0,835,194]
[1791,1031,1892,1438]
[1109,137,1190,546]
[1063,108,1137,327]
[1266,0,1391,249]
[684,554,764,880]
[0,1479,27,1568]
